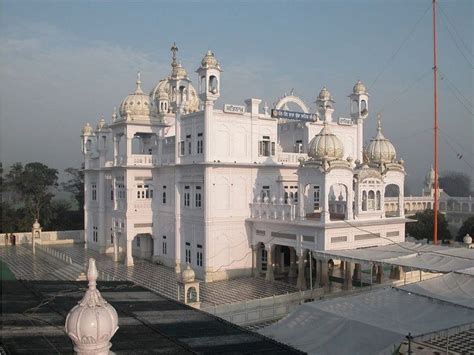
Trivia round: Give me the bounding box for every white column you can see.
[265,243,274,281]
[288,247,297,278]
[113,232,119,262]
[113,135,119,165]
[357,118,363,162]
[252,244,258,276]
[343,261,353,290]
[174,170,182,273]
[347,187,354,220]
[204,101,214,162]
[296,249,307,290]
[98,170,106,253]
[126,238,134,267]
[322,183,330,222]
[298,183,305,220]
[83,172,90,249]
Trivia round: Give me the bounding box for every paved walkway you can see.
[0,244,299,307]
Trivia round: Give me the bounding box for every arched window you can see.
[362,191,367,211]
[209,75,218,94]
[368,190,375,210]
[200,76,206,94]
[376,191,381,210]
[360,100,367,115]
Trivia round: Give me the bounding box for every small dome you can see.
[96,117,107,131]
[200,50,221,70]
[119,73,157,120]
[181,264,195,283]
[82,123,93,136]
[32,219,41,229]
[171,63,188,79]
[65,259,118,353]
[318,87,332,101]
[365,119,397,164]
[353,80,367,94]
[308,121,344,160]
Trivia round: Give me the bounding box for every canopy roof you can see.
[400,272,474,309]
[260,284,474,355]
[312,242,474,273]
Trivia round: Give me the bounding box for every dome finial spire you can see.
[171,42,178,68]
[377,112,382,131]
[135,71,143,94]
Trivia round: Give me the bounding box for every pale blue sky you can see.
[0,0,472,191]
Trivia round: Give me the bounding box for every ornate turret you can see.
[349,80,369,119]
[196,50,222,102]
[315,87,335,122]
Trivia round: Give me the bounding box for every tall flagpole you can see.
[432,0,439,245]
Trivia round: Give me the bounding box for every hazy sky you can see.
[1,0,472,191]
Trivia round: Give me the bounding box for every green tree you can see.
[406,209,451,243]
[5,162,58,222]
[439,171,471,197]
[61,165,84,211]
[457,216,474,242]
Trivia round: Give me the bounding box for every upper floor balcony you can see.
[116,154,156,167]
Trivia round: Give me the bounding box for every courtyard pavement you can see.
[0,244,299,307]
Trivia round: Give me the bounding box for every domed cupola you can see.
[353,80,367,94]
[308,121,344,161]
[315,87,335,122]
[171,62,188,80]
[200,50,221,71]
[119,72,157,120]
[365,116,397,164]
[82,122,94,136]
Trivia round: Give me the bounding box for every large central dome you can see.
[119,74,157,120]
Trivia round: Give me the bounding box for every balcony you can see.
[250,200,297,221]
[133,200,152,210]
[116,154,156,167]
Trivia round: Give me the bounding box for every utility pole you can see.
[432,0,439,245]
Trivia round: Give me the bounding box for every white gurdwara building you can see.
[81,45,408,284]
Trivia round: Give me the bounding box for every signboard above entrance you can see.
[224,104,245,114]
[271,109,317,122]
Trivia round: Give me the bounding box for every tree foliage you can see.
[62,164,84,212]
[406,209,451,243]
[457,216,474,242]
[5,162,58,220]
[1,162,84,232]
[439,171,471,197]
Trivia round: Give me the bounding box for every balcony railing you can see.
[116,154,156,167]
[133,200,152,210]
[250,198,297,221]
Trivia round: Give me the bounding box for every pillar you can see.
[353,263,361,282]
[265,244,274,281]
[113,232,119,262]
[321,183,330,222]
[298,183,305,220]
[288,247,297,278]
[252,244,258,276]
[376,264,384,284]
[296,250,307,290]
[343,261,353,290]
[320,259,329,287]
[126,239,134,267]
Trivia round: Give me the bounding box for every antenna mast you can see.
[432,0,439,245]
